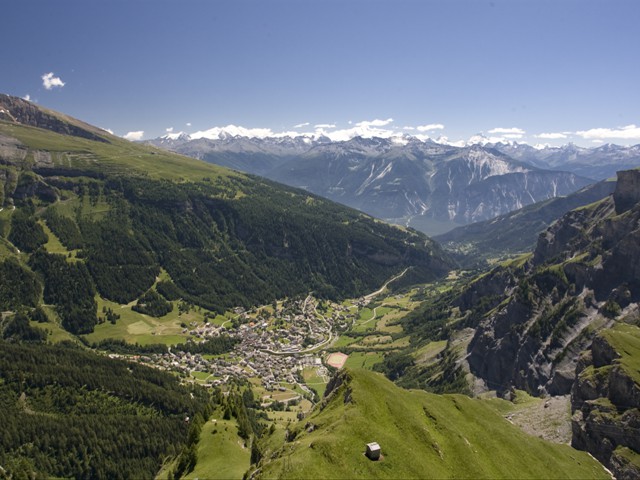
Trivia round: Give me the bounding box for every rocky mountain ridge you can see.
[434,179,617,264]
[491,141,640,180]
[450,169,640,477]
[571,323,640,479]
[466,170,640,397]
[147,133,595,235]
[0,94,108,143]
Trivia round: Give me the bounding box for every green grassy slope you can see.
[601,322,640,384]
[257,369,608,479]
[0,118,238,182]
[185,416,251,480]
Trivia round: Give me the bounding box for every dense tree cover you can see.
[373,351,415,381]
[9,173,448,320]
[42,208,83,249]
[156,279,182,300]
[0,257,42,309]
[220,385,267,441]
[87,335,238,356]
[28,250,98,334]
[174,335,240,355]
[1,312,48,342]
[0,341,211,479]
[7,206,47,253]
[132,289,173,317]
[88,338,169,354]
[79,214,159,303]
[114,176,450,311]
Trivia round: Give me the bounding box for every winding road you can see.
[260,268,410,355]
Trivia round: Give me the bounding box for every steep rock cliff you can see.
[571,323,640,478]
[467,169,640,396]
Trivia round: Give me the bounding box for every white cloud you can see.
[356,118,393,128]
[23,94,31,101]
[536,132,568,139]
[101,127,114,135]
[575,124,640,141]
[403,126,415,131]
[123,131,144,141]
[293,122,310,128]
[314,123,336,129]
[186,122,192,127]
[42,72,65,90]
[592,139,604,144]
[416,123,445,132]
[166,127,174,133]
[488,127,525,135]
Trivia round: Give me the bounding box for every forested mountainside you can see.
[0,341,212,479]
[148,134,593,236]
[0,94,451,335]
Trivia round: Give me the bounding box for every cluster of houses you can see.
[137,296,350,390]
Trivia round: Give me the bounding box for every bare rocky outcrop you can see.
[570,325,640,478]
[467,170,640,398]
[0,94,109,143]
[613,169,640,214]
[609,447,640,480]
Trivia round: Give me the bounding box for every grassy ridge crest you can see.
[256,369,608,479]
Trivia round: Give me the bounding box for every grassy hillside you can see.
[601,322,640,384]
[256,369,608,479]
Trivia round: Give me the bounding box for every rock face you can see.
[613,169,640,214]
[492,141,640,181]
[0,94,108,143]
[268,144,592,234]
[571,324,640,478]
[467,169,640,396]
[435,180,617,261]
[463,172,640,474]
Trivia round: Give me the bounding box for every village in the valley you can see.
[118,269,420,406]
[136,294,367,401]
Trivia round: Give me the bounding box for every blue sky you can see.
[2,0,639,146]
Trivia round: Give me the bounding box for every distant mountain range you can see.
[488,141,640,180]
[434,179,617,263]
[143,132,636,235]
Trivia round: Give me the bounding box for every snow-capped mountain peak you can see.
[161,131,191,141]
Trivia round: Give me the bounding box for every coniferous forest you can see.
[0,340,212,479]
